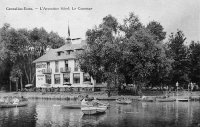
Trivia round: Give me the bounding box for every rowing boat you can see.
[156,98,176,102]
[0,101,28,108]
[176,98,190,102]
[138,98,154,102]
[81,106,107,115]
[62,104,81,109]
[116,99,132,104]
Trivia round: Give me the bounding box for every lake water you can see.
[0,99,200,127]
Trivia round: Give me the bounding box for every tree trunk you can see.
[20,76,23,91]
[16,81,18,92]
[31,72,35,84]
[24,64,30,83]
[9,79,11,92]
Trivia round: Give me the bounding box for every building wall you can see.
[36,62,47,88]
[35,60,95,88]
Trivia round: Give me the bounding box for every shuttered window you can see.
[63,73,70,83]
[45,74,51,84]
[54,74,60,84]
[73,73,80,84]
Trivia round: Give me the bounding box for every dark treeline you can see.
[77,12,200,93]
[0,12,200,92]
[0,23,64,91]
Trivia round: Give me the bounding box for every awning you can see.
[54,74,60,78]
[63,82,71,86]
[42,83,51,87]
[73,73,80,78]
[25,84,33,87]
[63,73,70,78]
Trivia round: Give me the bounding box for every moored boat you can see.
[81,97,108,115]
[62,104,81,109]
[138,98,154,102]
[156,98,176,102]
[116,99,132,104]
[81,106,107,115]
[176,98,190,102]
[0,101,28,108]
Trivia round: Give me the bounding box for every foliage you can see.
[188,41,200,85]
[0,13,200,92]
[167,30,190,87]
[0,24,65,90]
[78,15,122,90]
[146,21,166,42]
[78,12,172,92]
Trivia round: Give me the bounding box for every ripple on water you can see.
[0,100,200,127]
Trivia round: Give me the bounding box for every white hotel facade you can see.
[33,39,106,92]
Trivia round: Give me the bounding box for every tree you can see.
[78,15,123,95]
[10,65,23,91]
[188,41,200,85]
[119,13,171,90]
[146,21,166,42]
[167,30,190,87]
[78,12,171,95]
[0,24,65,90]
[0,23,13,90]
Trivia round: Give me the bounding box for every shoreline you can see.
[0,91,200,101]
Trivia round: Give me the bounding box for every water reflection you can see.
[0,100,200,127]
[81,113,107,126]
[0,104,37,127]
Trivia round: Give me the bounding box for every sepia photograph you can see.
[0,0,200,127]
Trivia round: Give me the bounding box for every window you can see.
[65,60,68,68]
[55,61,59,72]
[83,73,91,82]
[75,60,79,67]
[54,74,60,84]
[74,60,79,71]
[63,73,70,84]
[45,75,51,84]
[47,62,50,69]
[75,49,83,54]
[73,73,80,84]
[66,50,73,55]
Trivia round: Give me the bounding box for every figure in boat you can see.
[0,96,28,108]
[81,95,108,115]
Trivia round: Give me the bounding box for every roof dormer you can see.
[57,51,64,56]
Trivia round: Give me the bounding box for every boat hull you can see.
[81,106,107,115]
[0,101,28,108]
[176,99,190,102]
[156,98,176,102]
[116,100,132,104]
[62,104,81,109]
[138,98,154,102]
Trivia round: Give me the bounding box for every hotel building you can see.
[33,36,106,92]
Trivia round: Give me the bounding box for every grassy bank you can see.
[0,91,200,101]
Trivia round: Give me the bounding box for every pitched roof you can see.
[33,40,86,63]
[57,42,84,51]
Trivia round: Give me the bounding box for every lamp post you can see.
[188,83,190,99]
[176,82,179,100]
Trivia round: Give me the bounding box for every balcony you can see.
[83,81,93,85]
[60,67,71,73]
[42,68,52,74]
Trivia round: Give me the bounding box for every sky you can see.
[0,0,199,43]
